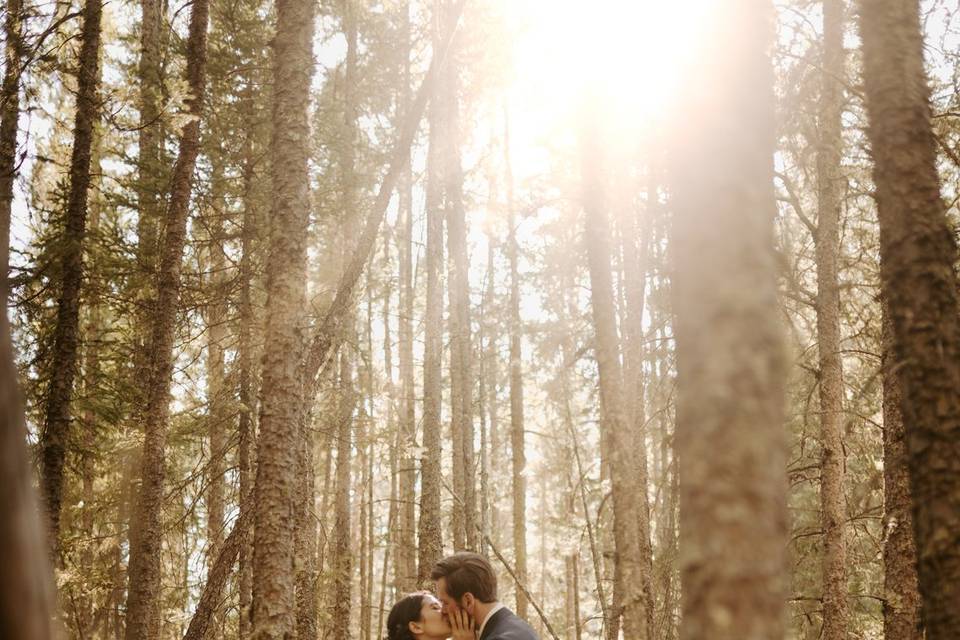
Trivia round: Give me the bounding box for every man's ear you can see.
[461,592,475,614]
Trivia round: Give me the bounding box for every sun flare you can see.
[507,0,715,134]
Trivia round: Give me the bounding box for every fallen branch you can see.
[182,505,252,640]
[302,0,467,391]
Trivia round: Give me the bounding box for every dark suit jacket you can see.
[479,606,540,640]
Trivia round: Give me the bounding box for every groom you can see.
[431,552,540,640]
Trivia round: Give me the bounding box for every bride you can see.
[386,592,475,640]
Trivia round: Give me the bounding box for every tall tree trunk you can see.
[39,0,102,556]
[328,3,358,633]
[418,69,444,584]
[395,0,418,594]
[479,224,497,557]
[815,2,848,637]
[669,3,788,638]
[482,227,500,553]
[250,0,314,634]
[580,104,650,640]
[295,406,318,640]
[359,292,373,640]
[0,305,55,639]
[860,2,960,635]
[237,84,259,640]
[617,162,655,637]
[560,270,609,638]
[76,130,104,639]
[331,350,355,637]
[441,0,476,551]
[0,0,22,305]
[881,303,923,640]
[504,106,528,619]
[137,0,162,274]
[564,554,581,640]
[124,0,209,634]
[203,171,228,639]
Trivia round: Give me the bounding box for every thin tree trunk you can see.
[76,130,104,639]
[482,228,500,553]
[815,2,848,636]
[442,0,476,551]
[669,3,788,637]
[418,65,445,584]
[504,105,528,619]
[881,303,923,640]
[379,235,395,633]
[327,4,358,633]
[378,420,399,640]
[395,0,418,594]
[0,0,22,305]
[124,0,209,634]
[617,162,655,637]
[39,0,102,556]
[331,350,355,637]
[203,171,227,639]
[295,406,318,640]
[237,83,259,640]
[559,289,609,637]
[860,4,960,635]
[137,0,162,273]
[580,105,650,640]
[359,294,372,640]
[478,220,496,558]
[250,0,314,634]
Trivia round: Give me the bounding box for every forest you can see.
[1,0,959,638]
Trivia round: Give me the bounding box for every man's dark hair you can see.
[430,552,498,603]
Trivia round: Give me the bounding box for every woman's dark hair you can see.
[386,591,429,640]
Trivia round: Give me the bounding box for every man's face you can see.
[435,577,465,618]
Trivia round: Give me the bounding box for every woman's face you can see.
[411,595,452,639]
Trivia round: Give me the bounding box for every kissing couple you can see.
[386,552,540,640]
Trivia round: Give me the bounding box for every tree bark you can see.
[480,223,499,556]
[124,0,209,634]
[815,2,849,637]
[39,0,102,556]
[669,3,788,638]
[395,0,418,594]
[881,303,923,640]
[136,0,162,274]
[504,106,528,619]
[203,170,228,639]
[580,105,650,640]
[616,161,655,637]
[237,83,259,640]
[331,351,355,637]
[441,0,475,551]
[0,0,23,305]
[250,0,314,634]
[295,406,318,640]
[418,66,445,584]
[860,1,960,636]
